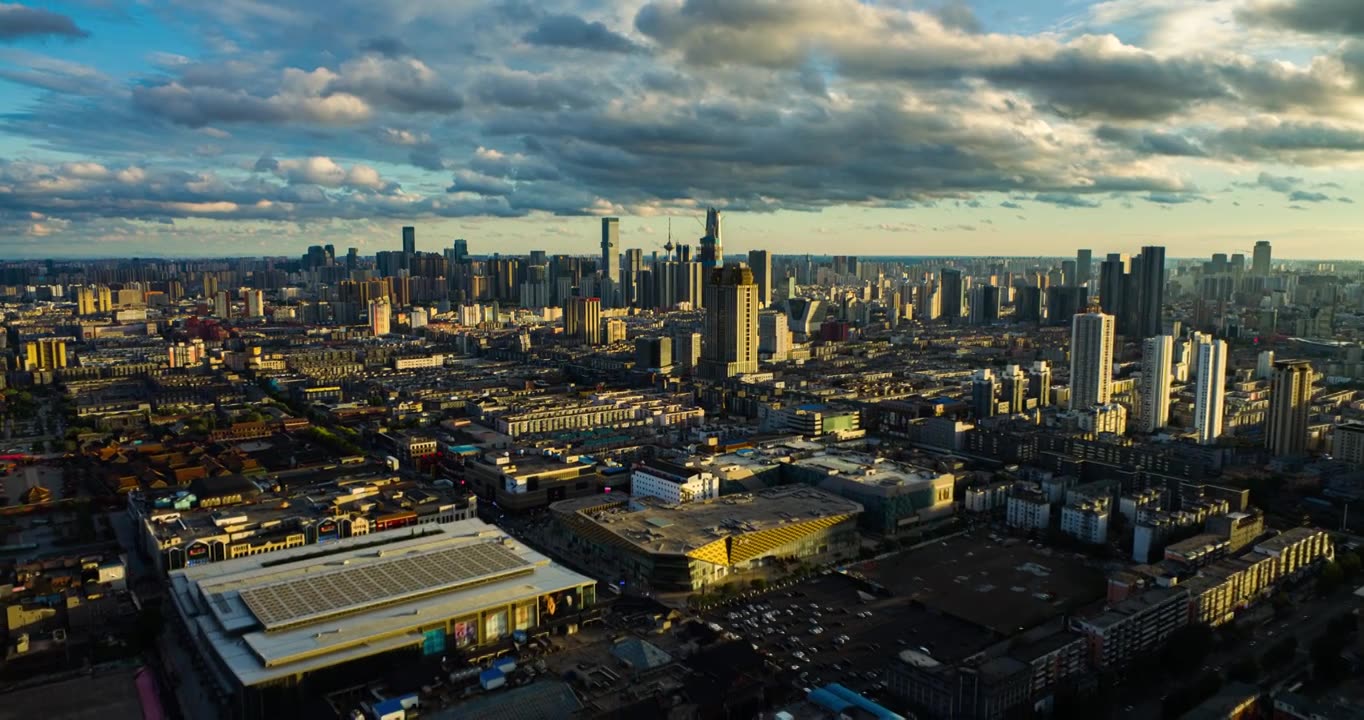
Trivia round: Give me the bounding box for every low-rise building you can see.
[1007,485,1052,532]
[785,454,954,536]
[550,486,862,593]
[629,459,718,505]
[463,451,609,512]
[1071,586,1190,669]
[1060,498,1110,545]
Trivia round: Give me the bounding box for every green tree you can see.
[1317,560,1344,596]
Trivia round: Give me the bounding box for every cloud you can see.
[329,54,463,113]
[1288,189,1330,202]
[1033,193,1102,208]
[1094,126,1206,157]
[524,14,644,53]
[1144,192,1204,204]
[132,68,372,127]
[253,155,392,190]
[1253,172,1302,193]
[1238,0,1364,36]
[1000,201,1024,209]
[0,3,89,42]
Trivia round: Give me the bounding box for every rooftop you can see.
[168,520,593,688]
[552,485,861,556]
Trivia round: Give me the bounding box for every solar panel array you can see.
[238,541,531,630]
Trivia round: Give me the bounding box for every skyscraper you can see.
[1070,312,1115,410]
[1099,254,1128,320]
[1267,360,1314,457]
[1076,249,1092,286]
[699,208,723,270]
[1001,364,1027,414]
[940,268,964,322]
[1138,335,1174,433]
[1028,361,1053,407]
[601,217,620,288]
[1194,338,1227,445]
[969,285,1001,325]
[700,263,759,380]
[748,249,772,307]
[565,295,602,345]
[1135,245,1166,338]
[402,226,415,257]
[245,289,265,318]
[452,239,469,262]
[1252,240,1272,276]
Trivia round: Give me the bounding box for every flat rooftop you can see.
[851,534,1105,635]
[169,520,593,688]
[552,485,862,556]
[792,454,948,487]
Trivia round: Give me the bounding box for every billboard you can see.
[317,519,339,543]
[452,619,477,648]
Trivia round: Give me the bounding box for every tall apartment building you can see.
[1138,335,1174,433]
[1193,339,1227,445]
[972,369,999,419]
[565,296,602,346]
[939,268,964,322]
[24,339,68,370]
[368,298,392,336]
[245,289,265,318]
[700,263,759,380]
[1266,360,1313,457]
[601,217,620,297]
[1333,421,1364,466]
[1069,312,1115,410]
[1252,240,1272,276]
[747,249,772,308]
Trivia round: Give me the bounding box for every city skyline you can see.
[2,1,1364,258]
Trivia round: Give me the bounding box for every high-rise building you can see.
[452,239,469,262]
[675,332,702,374]
[1001,364,1027,414]
[939,268,963,322]
[1070,312,1115,411]
[1267,360,1314,457]
[602,318,626,345]
[1252,241,1272,276]
[1076,249,1093,286]
[698,208,723,270]
[24,339,67,370]
[972,369,998,419]
[1046,286,1088,326]
[1028,361,1053,407]
[758,310,792,359]
[1135,246,1166,338]
[214,290,231,319]
[700,263,759,380]
[601,217,620,291]
[402,226,416,256]
[748,250,772,307]
[564,295,602,345]
[1194,338,1227,445]
[245,289,265,318]
[1016,286,1043,323]
[1099,254,1128,320]
[1333,422,1364,466]
[1138,335,1174,433]
[635,336,673,372]
[1256,350,1276,380]
[969,285,1001,325]
[623,248,644,306]
[369,297,392,336]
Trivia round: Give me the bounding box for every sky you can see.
[1,0,1364,260]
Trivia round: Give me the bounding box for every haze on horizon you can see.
[2,0,1363,260]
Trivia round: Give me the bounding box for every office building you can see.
[24,338,68,370]
[1028,361,1053,407]
[1134,246,1166,338]
[674,332,702,373]
[401,225,415,256]
[1076,249,1092,285]
[940,268,964,322]
[1194,338,1227,445]
[972,369,999,419]
[1099,254,1128,319]
[1069,312,1115,410]
[1266,360,1313,457]
[635,336,673,372]
[969,285,1001,325]
[601,217,620,292]
[166,522,596,720]
[1333,422,1364,466]
[1045,286,1088,326]
[698,207,723,270]
[601,317,626,345]
[1138,335,1174,433]
[1252,240,1272,276]
[758,310,793,359]
[368,297,391,336]
[700,263,759,380]
[747,249,772,307]
[1256,350,1275,380]
[565,296,602,345]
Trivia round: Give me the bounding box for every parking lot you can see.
[700,571,993,705]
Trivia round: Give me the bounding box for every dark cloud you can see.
[1000,201,1023,209]
[1237,0,1364,36]
[1144,192,1204,204]
[524,14,644,54]
[360,36,411,57]
[0,3,89,42]
[1288,189,1330,202]
[932,1,982,34]
[1094,126,1207,157]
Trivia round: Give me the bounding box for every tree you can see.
[1317,560,1344,596]
[1227,657,1259,684]
[1162,623,1215,676]
[1337,550,1362,580]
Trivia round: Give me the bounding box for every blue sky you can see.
[2,0,1363,259]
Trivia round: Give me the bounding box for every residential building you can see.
[1266,359,1313,457]
[1007,485,1052,532]
[1194,338,1227,445]
[1070,312,1115,410]
[1071,587,1189,669]
[1060,498,1110,544]
[630,459,718,505]
[1333,421,1364,466]
[700,263,759,380]
[1138,335,1173,433]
